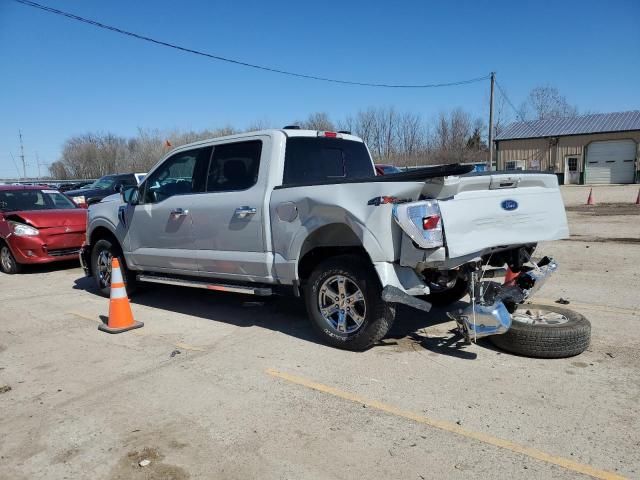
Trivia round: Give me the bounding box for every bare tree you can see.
[521,85,578,120]
[395,112,425,166]
[49,107,495,179]
[297,112,335,131]
[245,118,276,131]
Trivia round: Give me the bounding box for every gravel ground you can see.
[561,184,640,206]
[0,205,638,480]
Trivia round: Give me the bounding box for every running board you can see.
[136,274,273,296]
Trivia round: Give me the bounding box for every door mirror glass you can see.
[121,186,139,205]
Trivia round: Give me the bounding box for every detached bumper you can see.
[79,243,91,276]
[450,257,559,342]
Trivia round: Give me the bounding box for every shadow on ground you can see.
[13,259,80,275]
[74,276,483,357]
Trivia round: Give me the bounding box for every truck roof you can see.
[167,129,364,153]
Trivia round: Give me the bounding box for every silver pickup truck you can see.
[81,128,573,352]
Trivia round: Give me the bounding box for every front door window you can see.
[141,147,211,204]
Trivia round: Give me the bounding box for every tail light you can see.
[393,200,443,249]
[422,214,441,230]
[317,131,340,138]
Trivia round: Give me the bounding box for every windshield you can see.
[89,177,116,190]
[381,165,402,174]
[0,189,78,212]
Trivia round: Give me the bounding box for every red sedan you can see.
[0,185,87,274]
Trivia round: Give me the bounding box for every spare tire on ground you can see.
[490,303,591,358]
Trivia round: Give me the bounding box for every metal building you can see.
[495,111,640,184]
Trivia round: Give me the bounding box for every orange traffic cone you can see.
[503,267,520,285]
[635,188,640,205]
[98,258,143,334]
[586,188,595,205]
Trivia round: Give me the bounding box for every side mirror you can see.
[121,186,139,205]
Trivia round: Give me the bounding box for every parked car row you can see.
[65,173,142,208]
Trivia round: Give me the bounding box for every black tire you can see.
[0,243,21,274]
[490,303,591,358]
[91,238,137,297]
[423,277,469,306]
[304,255,396,351]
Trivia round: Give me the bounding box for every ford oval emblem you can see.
[501,199,518,211]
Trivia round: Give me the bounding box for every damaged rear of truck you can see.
[271,130,570,350]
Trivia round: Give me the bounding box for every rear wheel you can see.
[0,244,21,274]
[304,255,395,351]
[490,303,591,358]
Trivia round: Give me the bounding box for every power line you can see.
[9,152,22,178]
[13,0,490,89]
[494,80,548,138]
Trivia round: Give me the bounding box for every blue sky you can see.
[1,0,639,178]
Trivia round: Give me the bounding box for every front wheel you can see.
[304,255,396,351]
[0,244,21,274]
[91,239,136,297]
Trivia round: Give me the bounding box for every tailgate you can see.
[438,175,569,258]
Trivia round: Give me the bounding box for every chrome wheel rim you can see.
[1,247,13,272]
[96,249,112,286]
[318,275,366,334]
[513,308,569,326]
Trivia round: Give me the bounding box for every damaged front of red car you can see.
[0,186,87,274]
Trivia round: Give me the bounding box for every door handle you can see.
[170,208,189,217]
[234,206,257,218]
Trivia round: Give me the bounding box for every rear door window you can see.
[206,140,262,192]
[283,137,374,185]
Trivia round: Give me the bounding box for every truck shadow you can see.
[381,304,479,360]
[74,277,481,357]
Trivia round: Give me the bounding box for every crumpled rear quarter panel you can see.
[270,181,424,265]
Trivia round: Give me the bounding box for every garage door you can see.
[585,140,637,184]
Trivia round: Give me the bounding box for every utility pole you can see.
[488,72,495,171]
[18,130,27,179]
[36,152,41,179]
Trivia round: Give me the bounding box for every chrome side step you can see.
[137,274,273,296]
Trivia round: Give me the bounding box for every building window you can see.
[567,157,578,172]
[505,160,525,171]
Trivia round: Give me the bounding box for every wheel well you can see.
[297,224,371,282]
[298,246,371,282]
[90,227,119,247]
[0,238,15,255]
[87,227,122,274]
